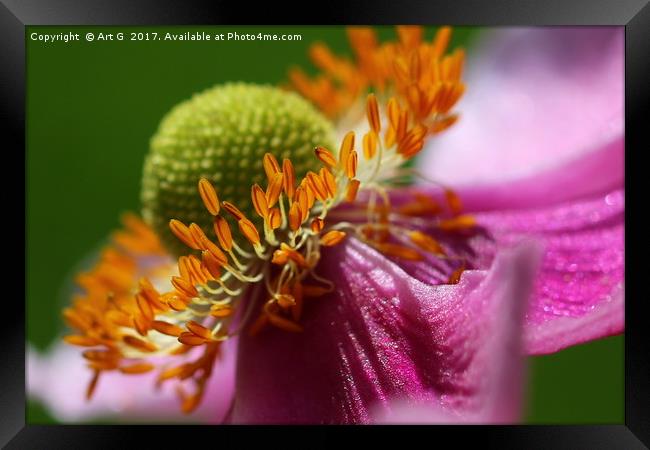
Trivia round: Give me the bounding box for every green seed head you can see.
[141,82,336,257]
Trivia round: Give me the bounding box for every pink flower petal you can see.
[418,27,623,189]
[27,340,237,423]
[471,189,624,354]
[229,238,541,424]
[451,136,623,212]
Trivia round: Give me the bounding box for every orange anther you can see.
[198,178,220,215]
[171,276,198,298]
[213,216,233,252]
[363,131,377,160]
[409,231,446,255]
[346,179,361,202]
[345,150,358,179]
[320,230,347,246]
[263,153,281,181]
[251,184,269,218]
[288,201,303,231]
[152,320,184,337]
[315,146,338,167]
[282,158,296,199]
[169,219,201,250]
[238,218,261,245]
[366,93,381,133]
[268,207,282,230]
[311,217,324,232]
[123,335,158,353]
[266,172,284,208]
[339,131,355,168]
[222,201,245,220]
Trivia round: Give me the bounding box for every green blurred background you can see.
[26,26,623,424]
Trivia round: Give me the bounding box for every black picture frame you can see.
[4,0,648,447]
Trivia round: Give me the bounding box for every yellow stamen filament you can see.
[198,178,220,216]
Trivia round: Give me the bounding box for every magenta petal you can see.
[418,27,623,189]
[452,136,623,212]
[28,340,237,423]
[472,189,624,354]
[229,238,541,424]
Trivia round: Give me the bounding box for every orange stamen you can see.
[282,158,296,199]
[315,146,338,167]
[263,153,281,181]
[346,179,361,202]
[222,201,245,220]
[152,320,184,337]
[251,184,269,219]
[198,178,220,216]
[169,219,201,250]
[345,150,358,179]
[213,216,233,252]
[238,218,261,245]
[366,93,381,133]
[123,335,158,353]
[311,217,324,233]
[266,172,284,208]
[320,230,347,246]
[171,276,198,298]
[409,231,446,255]
[363,131,377,160]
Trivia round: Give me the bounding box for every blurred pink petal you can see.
[451,137,623,212]
[472,189,624,354]
[229,238,541,424]
[418,27,623,188]
[28,340,236,423]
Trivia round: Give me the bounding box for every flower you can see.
[28,26,623,424]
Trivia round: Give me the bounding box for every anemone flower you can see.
[27,26,623,425]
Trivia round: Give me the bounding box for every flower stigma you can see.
[62,26,475,414]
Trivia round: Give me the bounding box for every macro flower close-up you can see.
[27,25,624,425]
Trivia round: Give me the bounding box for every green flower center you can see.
[141,82,336,256]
